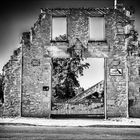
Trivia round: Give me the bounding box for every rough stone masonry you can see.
[1,7,140,118]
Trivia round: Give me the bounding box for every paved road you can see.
[0,125,140,139]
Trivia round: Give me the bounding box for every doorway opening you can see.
[51,58,105,118]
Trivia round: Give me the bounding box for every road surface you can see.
[0,125,140,139]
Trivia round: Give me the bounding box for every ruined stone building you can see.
[1,5,140,118]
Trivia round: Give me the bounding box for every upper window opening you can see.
[52,17,67,41]
[89,17,105,41]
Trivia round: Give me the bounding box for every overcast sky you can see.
[0,0,140,73]
[78,58,104,90]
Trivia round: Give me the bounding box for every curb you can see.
[0,123,37,126]
[0,123,140,128]
[86,125,140,128]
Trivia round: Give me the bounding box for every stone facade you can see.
[2,48,22,117]
[21,32,52,117]
[2,7,140,118]
[128,57,140,117]
[0,74,3,103]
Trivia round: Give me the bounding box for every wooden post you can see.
[49,58,53,119]
[104,58,107,120]
[126,58,129,118]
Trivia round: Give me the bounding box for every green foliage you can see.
[52,57,90,101]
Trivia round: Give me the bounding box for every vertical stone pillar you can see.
[106,57,127,117]
[22,52,52,117]
[128,57,140,118]
[105,10,128,118]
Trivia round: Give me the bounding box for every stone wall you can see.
[37,8,129,117]
[128,56,140,117]
[0,74,3,103]
[20,8,110,117]
[2,48,21,117]
[43,8,110,58]
[21,32,52,117]
[0,74,3,117]
[2,7,136,118]
[105,10,129,117]
[106,57,127,117]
